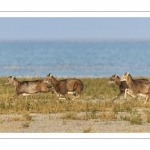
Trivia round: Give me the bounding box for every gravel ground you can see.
[0,112,150,133]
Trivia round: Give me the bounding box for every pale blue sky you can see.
[0,18,150,41]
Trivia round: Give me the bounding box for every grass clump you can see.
[83,126,92,133]
[82,77,117,100]
[112,103,132,114]
[144,110,150,123]
[22,122,30,128]
[99,111,117,121]
[120,115,130,121]
[130,110,142,125]
[22,113,32,121]
[61,112,77,120]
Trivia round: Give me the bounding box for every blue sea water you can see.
[0,41,150,78]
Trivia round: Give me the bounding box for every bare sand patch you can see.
[0,111,150,133]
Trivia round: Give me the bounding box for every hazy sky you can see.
[1,17,150,41]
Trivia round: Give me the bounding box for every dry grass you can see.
[22,122,30,128]
[129,110,142,125]
[22,113,32,121]
[144,110,150,123]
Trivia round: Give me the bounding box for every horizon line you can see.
[0,39,150,42]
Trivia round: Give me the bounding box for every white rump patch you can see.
[22,93,31,96]
[68,91,76,95]
[138,93,147,97]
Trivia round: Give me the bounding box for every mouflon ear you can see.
[47,73,52,76]
[127,72,129,76]
[115,74,117,77]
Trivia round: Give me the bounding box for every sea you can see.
[0,41,150,78]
